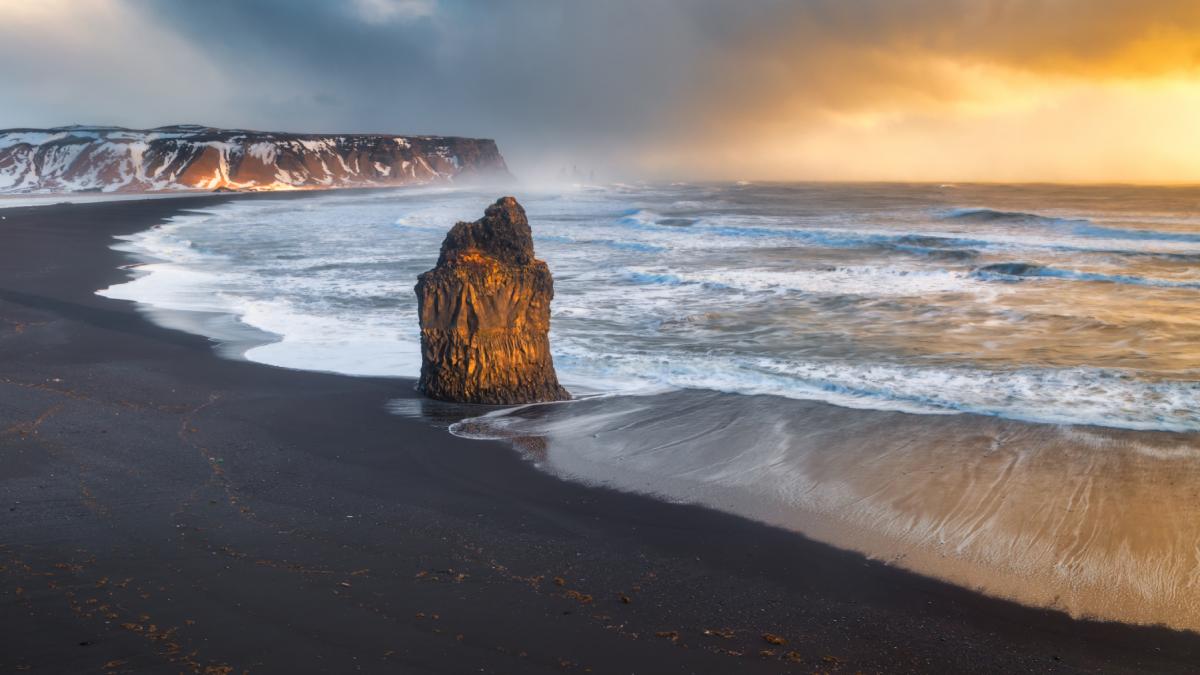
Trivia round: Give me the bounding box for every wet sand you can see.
[1,195,1198,673]
[464,390,1200,632]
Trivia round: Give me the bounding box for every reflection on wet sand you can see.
[449,390,1200,630]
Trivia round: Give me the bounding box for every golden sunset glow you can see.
[638,1,1200,182]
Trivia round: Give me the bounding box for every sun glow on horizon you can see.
[632,2,1200,184]
[658,78,1200,185]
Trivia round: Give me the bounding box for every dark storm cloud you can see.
[129,0,722,173]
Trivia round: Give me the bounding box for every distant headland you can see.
[0,125,511,194]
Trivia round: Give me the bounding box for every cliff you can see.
[415,196,570,405]
[0,125,510,194]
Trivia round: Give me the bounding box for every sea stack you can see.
[415,197,570,404]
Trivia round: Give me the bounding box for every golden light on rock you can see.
[415,197,570,405]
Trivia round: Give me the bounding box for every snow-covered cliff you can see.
[0,125,510,193]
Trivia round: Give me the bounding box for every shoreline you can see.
[463,388,1200,633]
[0,179,513,210]
[2,195,1199,672]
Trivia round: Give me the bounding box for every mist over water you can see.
[100,182,1200,628]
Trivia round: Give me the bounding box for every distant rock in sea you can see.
[0,125,510,193]
[415,196,570,405]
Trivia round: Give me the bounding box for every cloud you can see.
[350,0,436,24]
[2,0,1200,182]
[0,0,228,128]
[697,0,1200,114]
[641,0,1200,181]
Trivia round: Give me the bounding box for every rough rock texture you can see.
[415,197,570,404]
[0,125,510,193]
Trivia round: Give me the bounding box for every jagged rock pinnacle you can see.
[415,196,570,404]
[436,196,534,266]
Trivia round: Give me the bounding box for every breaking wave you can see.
[972,262,1200,289]
[546,344,1200,432]
[942,206,1084,226]
[945,206,1200,245]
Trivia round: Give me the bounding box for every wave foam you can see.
[548,345,1200,432]
[625,265,993,297]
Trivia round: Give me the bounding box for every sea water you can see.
[99,182,1200,628]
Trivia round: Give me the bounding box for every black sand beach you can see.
[2,195,1199,674]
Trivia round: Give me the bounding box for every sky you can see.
[3,0,1200,183]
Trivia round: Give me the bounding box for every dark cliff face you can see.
[0,125,510,194]
[415,197,570,405]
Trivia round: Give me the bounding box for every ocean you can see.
[99,182,1200,628]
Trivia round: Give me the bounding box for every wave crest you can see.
[973,262,1200,289]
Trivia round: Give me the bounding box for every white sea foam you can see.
[624,265,998,297]
[546,342,1200,432]
[96,183,1200,432]
[236,298,423,377]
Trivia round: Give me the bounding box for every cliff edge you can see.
[0,125,510,193]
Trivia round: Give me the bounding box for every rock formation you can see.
[415,197,570,404]
[0,125,510,193]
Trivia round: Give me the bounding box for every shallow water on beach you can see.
[98,182,1200,628]
[448,391,1200,630]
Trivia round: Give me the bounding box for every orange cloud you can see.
[641,0,1200,182]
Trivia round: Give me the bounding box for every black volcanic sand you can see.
[1,195,1198,674]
